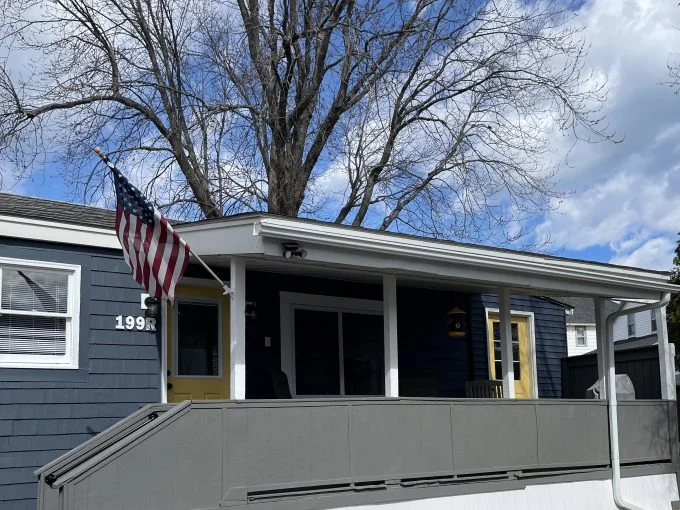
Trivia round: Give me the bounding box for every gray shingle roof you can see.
[0,193,116,230]
[555,296,621,324]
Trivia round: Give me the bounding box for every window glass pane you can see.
[343,313,384,396]
[491,321,519,379]
[576,326,586,346]
[0,315,66,355]
[1,268,69,313]
[177,302,219,376]
[295,309,339,395]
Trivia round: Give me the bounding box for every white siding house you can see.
[556,297,653,357]
[613,306,660,344]
[566,323,598,357]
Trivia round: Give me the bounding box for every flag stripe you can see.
[104,153,191,303]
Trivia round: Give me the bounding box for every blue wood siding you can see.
[0,238,161,510]
[397,288,471,398]
[469,294,567,398]
[244,273,566,399]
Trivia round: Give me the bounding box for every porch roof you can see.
[175,214,678,300]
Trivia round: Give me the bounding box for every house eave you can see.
[0,214,120,250]
[175,215,679,300]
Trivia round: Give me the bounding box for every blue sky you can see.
[5,0,680,271]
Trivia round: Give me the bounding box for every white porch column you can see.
[657,305,676,400]
[230,257,246,400]
[383,275,399,397]
[499,288,515,398]
[594,297,608,398]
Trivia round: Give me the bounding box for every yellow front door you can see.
[487,314,533,398]
[166,285,230,402]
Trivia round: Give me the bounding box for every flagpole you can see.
[94,147,232,296]
[188,246,233,295]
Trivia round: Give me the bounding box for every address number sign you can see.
[115,315,157,332]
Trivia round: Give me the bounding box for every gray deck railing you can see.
[36,398,677,510]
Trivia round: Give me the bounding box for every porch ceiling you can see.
[175,214,679,300]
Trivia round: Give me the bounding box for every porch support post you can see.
[594,297,608,398]
[499,288,515,398]
[657,305,676,400]
[383,275,399,397]
[230,257,246,400]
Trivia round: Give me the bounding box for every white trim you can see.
[161,299,168,403]
[484,306,538,399]
[279,292,383,398]
[230,257,246,400]
[383,275,399,398]
[172,297,224,379]
[594,298,608,398]
[0,215,119,249]
[0,257,81,369]
[498,290,515,399]
[251,217,677,294]
[657,305,676,400]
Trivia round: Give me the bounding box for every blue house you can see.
[0,193,677,510]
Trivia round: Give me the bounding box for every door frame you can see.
[279,291,383,398]
[484,308,539,399]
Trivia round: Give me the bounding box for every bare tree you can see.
[0,0,610,242]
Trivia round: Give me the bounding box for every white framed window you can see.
[627,313,636,338]
[0,258,80,369]
[575,326,587,346]
[651,309,657,333]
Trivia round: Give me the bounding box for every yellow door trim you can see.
[485,310,537,399]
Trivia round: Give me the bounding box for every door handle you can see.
[167,382,173,390]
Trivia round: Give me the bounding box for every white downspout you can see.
[605,293,671,510]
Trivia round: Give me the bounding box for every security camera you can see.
[282,243,307,259]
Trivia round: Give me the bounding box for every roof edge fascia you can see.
[0,214,120,250]
[254,217,677,294]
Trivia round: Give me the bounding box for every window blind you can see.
[0,315,67,355]
[0,266,70,358]
[1,268,68,313]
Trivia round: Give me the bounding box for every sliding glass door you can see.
[281,293,384,397]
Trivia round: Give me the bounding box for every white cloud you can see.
[535,0,680,270]
[610,237,677,270]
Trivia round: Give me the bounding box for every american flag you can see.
[97,149,190,302]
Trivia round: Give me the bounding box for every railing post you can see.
[594,297,608,398]
[499,288,515,398]
[230,257,246,400]
[383,274,399,397]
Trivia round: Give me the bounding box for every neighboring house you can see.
[558,297,666,356]
[0,193,678,510]
[557,297,620,356]
[613,304,662,347]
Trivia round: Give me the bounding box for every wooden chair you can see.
[465,380,503,399]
